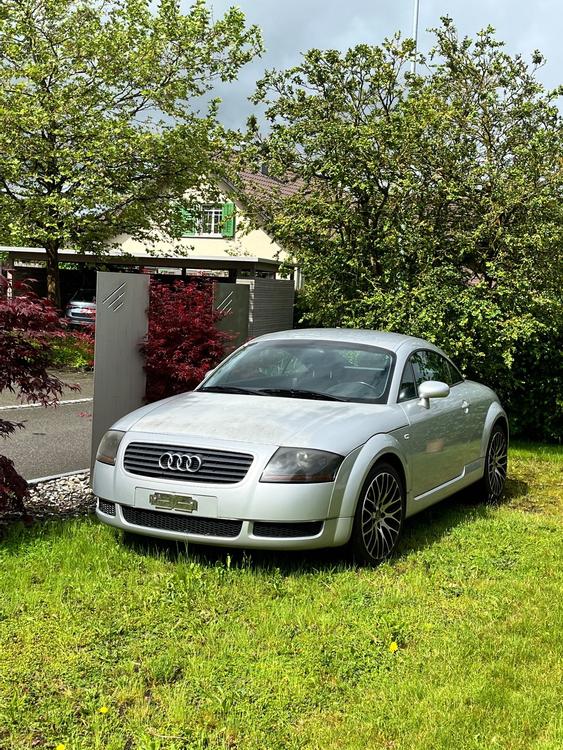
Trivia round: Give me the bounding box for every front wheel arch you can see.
[375,452,407,499]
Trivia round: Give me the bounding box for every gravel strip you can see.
[0,471,95,530]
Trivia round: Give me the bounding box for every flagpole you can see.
[411,0,420,74]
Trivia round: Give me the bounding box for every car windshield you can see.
[71,289,96,303]
[200,340,395,404]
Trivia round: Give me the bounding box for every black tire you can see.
[481,423,508,503]
[349,462,405,566]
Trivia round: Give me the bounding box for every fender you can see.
[329,433,408,520]
[480,401,509,458]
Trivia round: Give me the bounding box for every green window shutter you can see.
[173,206,197,237]
[221,201,236,238]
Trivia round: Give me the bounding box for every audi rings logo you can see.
[158,452,203,473]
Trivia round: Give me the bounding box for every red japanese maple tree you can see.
[142,279,230,403]
[0,277,69,514]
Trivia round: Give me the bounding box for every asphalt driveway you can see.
[0,371,94,480]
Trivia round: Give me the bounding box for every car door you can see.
[398,350,467,497]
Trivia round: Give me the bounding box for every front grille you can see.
[98,498,116,516]
[123,442,253,484]
[253,521,324,538]
[122,505,242,538]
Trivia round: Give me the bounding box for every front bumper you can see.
[96,499,353,550]
[95,499,353,550]
[92,432,357,550]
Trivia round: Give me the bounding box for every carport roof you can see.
[0,246,281,273]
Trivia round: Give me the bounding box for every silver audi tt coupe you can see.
[93,329,508,564]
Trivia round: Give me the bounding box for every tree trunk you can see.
[45,243,61,310]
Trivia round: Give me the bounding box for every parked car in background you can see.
[93,329,508,565]
[64,288,96,326]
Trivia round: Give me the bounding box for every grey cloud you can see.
[195,0,563,128]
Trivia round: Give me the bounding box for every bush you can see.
[0,278,68,513]
[141,280,230,403]
[49,330,95,370]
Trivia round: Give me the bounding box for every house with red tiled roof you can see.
[108,167,303,286]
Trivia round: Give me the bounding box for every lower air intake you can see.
[98,498,116,516]
[252,520,324,538]
[121,505,242,538]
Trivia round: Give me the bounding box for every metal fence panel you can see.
[91,272,149,471]
[213,282,250,349]
[242,278,294,338]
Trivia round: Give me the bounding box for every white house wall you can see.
[111,224,286,264]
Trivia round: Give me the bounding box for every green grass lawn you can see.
[1,443,562,750]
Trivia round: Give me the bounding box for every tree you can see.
[141,279,229,403]
[0,278,69,514]
[0,0,262,308]
[244,20,563,440]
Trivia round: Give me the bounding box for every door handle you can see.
[461,400,470,413]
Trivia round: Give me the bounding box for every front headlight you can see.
[260,447,344,483]
[96,430,125,466]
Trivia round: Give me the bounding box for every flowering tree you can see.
[142,280,230,403]
[0,278,70,513]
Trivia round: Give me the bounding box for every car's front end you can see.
[64,289,96,327]
[93,426,357,550]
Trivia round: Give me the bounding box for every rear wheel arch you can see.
[493,415,509,439]
[480,402,509,457]
[480,419,509,502]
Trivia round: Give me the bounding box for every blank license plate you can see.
[149,493,198,513]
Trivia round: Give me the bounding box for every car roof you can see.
[254,328,444,355]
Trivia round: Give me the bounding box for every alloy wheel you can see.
[360,470,403,561]
[487,428,508,500]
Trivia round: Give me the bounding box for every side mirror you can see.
[202,367,216,381]
[418,380,450,409]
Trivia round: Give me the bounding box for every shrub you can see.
[0,278,69,513]
[49,330,95,370]
[141,280,230,403]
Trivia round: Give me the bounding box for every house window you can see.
[175,201,236,238]
[201,205,223,236]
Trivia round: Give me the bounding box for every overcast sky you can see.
[194,0,563,129]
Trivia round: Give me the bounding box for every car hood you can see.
[117,391,407,455]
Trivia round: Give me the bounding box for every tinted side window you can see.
[410,350,453,386]
[398,361,417,402]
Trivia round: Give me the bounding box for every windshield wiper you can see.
[256,388,346,402]
[199,385,264,395]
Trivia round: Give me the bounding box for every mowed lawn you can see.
[0,444,561,750]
